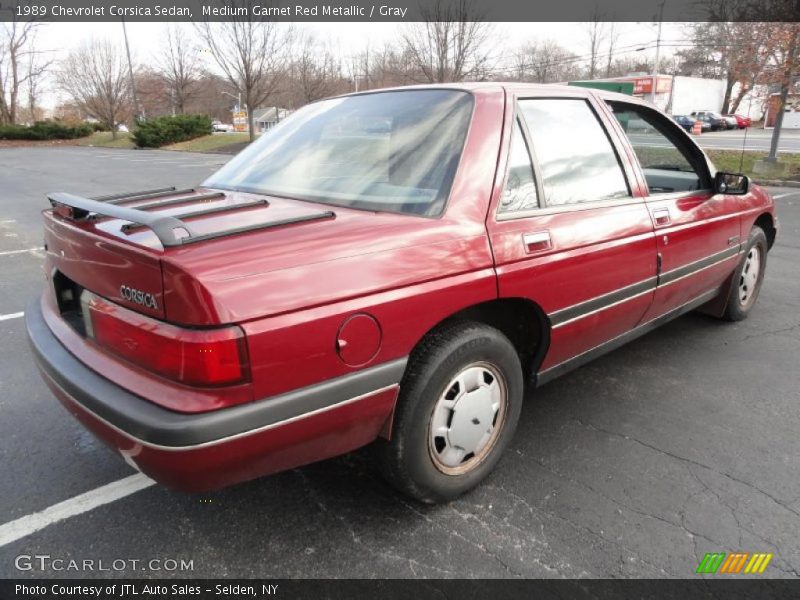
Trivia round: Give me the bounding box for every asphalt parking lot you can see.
[0,146,799,579]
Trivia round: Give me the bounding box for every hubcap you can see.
[428,362,507,475]
[738,246,761,307]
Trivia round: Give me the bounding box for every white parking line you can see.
[0,474,155,547]
[0,312,24,321]
[0,247,41,257]
[773,192,798,199]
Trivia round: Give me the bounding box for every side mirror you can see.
[715,172,749,195]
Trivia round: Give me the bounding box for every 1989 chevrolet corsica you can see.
[27,84,777,503]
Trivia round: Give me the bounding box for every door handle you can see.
[522,231,552,253]
[652,208,671,227]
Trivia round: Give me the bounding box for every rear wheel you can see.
[722,226,768,321]
[376,321,524,504]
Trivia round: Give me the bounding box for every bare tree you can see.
[189,70,241,121]
[25,50,50,122]
[136,68,172,118]
[0,21,51,124]
[351,43,412,90]
[196,4,292,141]
[157,25,200,114]
[513,40,579,83]
[289,34,346,106]
[58,39,131,138]
[605,22,619,77]
[584,6,607,80]
[350,43,370,91]
[400,0,492,83]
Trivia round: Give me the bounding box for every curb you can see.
[752,179,800,188]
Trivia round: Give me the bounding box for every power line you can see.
[484,40,776,77]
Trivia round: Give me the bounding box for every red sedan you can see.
[28,84,777,503]
[725,113,752,129]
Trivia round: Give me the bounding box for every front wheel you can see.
[722,225,768,321]
[375,321,524,504]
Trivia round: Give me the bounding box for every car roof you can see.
[338,81,646,106]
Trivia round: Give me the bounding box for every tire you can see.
[722,226,768,321]
[375,321,524,504]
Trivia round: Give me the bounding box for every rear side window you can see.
[518,99,629,207]
[498,120,539,215]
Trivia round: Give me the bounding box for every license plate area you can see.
[52,270,87,337]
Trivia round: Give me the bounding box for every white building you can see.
[251,107,291,133]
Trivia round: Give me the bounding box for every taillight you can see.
[81,292,249,387]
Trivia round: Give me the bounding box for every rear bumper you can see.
[26,297,403,491]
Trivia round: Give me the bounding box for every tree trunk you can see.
[728,77,754,115]
[720,75,735,114]
[247,103,255,142]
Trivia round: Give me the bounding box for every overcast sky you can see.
[35,21,688,108]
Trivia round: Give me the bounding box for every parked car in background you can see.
[212,121,235,133]
[691,110,729,131]
[722,115,739,129]
[28,84,777,503]
[672,115,695,132]
[672,115,709,132]
[725,114,752,129]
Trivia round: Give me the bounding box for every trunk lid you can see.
[42,186,354,322]
[43,186,318,320]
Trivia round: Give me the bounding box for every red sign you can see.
[632,77,654,94]
[630,76,672,95]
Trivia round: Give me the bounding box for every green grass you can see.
[634,145,800,181]
[706,149,800,181]
[162,133,251,153]
[73,131,250,153]
[76,131,135,149]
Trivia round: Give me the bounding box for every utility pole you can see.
[766,26,799,162]
[651,0,665,105]
[121,18,144,121]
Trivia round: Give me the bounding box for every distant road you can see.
[629,129,800,153]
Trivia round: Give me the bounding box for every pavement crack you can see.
[573,418,800,520]
[377,549,457,577]
[293,470,457,577]
[447,502,567,577]
[738,321,800,342]
[530,454,713,549]
[686,468,743,549]
[489,482,672,577]
[396,498,527,577]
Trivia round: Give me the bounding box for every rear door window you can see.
[518,99,630,207]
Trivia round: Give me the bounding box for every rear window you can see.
[203,90,474,217]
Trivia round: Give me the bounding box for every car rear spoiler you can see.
[47,190,335,248]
